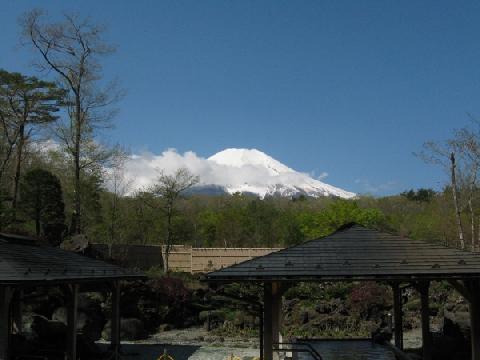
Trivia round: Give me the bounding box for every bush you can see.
[348,282,390,317]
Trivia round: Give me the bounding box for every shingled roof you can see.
[206,224,480,282]
[0,233,144,284]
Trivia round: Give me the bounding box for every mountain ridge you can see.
[194,148,356,199]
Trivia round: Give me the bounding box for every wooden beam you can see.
[0,287,13,360]
[111,281,121,360]
[263,282,273,360]
[66,284,79,360]
[418,281,432,360]
[392,282,403,350]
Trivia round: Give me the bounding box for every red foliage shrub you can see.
[348,282,390,318]
[148,276,191,305]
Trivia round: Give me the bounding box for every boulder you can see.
[200,310,225,331]
[31,315,67,345]
[443,310,470,341]
[52,305,105,342]
[23,288,65,318]
[61,234,89,252]
[102,318,147,341]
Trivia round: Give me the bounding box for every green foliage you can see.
[0,190,13,231]
[401,188,436,202]
[18,168,65,243]
[297,200,385,239]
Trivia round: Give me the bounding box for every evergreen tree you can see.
[0,69,64,213]
[19,168,65,244]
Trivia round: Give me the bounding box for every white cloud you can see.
[29,142,353,198]
[121,148,338,196]
[124,148,287,191]
[317,171,329,180]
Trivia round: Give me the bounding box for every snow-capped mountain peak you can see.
[208,148,294,176]
[204,148,355,199]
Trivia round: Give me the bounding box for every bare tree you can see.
[418,120,480,251]
[418,141,466,249]
[454,124,480,250]
[21,9,122,234]
[105,152,132,245]
[148,168,199,272]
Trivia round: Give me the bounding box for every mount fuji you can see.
[194,148,356,199]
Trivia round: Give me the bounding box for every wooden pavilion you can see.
[0,232,145,360]
[206,224,480,360]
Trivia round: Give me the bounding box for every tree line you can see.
[1,9,479,255]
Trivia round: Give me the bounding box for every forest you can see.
[1,10,480,253]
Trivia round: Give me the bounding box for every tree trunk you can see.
[470,198,476,251]
[71,94,82,235]
[110,193,117,244]
[164,204,172,273]
[467,165,478,251]
[11,123,25,215]
[451,152,465,249]
[477,216,480,252]
[35,207,41,237]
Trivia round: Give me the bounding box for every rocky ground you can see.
[12,276,474,360]
[98,327,259,360]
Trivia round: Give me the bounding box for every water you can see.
[297,339,396,360]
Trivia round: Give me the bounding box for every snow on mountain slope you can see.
[209,148,294,175]
[119,147,355,199]
[205,148,355,199]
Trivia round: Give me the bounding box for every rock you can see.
[31,315,67,345]
[315,303,329,314]
[102,318,147,341]
[24,288,65,318]
[372,328,392,344]
[20,312,36,340]
[443,310,470,341]
[200,310,225,331]
[61,234,89,252]
[158,323,172,332]
[52,305,105,342]
[302,311,309,324]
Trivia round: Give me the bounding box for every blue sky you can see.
[2,0,480,195]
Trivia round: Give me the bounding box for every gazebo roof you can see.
[0,233,144,285]
[206,224,480,282]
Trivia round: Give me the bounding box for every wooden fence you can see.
[91,244,281,273]
[188,247,281,273]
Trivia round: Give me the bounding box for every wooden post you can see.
[464,280,480,360]
[419,281,432,360]
[259,304,264,360]
[392,283,403,350]
[448,279,480,360]
[111,281,121,360]
[12,290,22,334]
[469,296,480,360]
[0,287,13,360]
[263,282,273,360]
[66,284,79,360]
[271,282,282,360]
